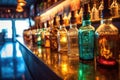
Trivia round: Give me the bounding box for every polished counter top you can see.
[28,46,120,80]
[17,37,120,80]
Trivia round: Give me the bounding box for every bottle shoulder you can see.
[79,25,95,31]
[96,23,119,34]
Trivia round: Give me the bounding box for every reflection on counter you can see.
[26,45,120,80]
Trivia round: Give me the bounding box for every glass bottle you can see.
[91,1,99,21]
[44,21,51,48]
[78,3,95,61]
[37,24,42,47]
[98,0,104,21]
[68,11,79,59]
[50,17,58,52]
[58,15,68,52]
[78,7,83,23]
[41,22,45,47]
[110,0,119,17]
[95,0,119,67]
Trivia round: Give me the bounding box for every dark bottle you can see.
[78,3,95,61]
[95,0,119,67]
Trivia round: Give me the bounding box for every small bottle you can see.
[41,22,45,47]
[68,11,79,59]
[44,21,51,48]
[37,24,42,47]
[98,0,104,20]
[95,0,119,67]
[58,15,68,52]
[91,0,99,21]
[110,0,119,17]
[78,3,95,61]
[78,7,83,23]
[50,17,58,52]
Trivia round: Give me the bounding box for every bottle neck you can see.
[82,13,91,26]
[82,20,91,26]
[101,18,112,24]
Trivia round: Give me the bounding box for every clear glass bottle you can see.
[91,1,99,21]
[95,0,119,67]
[98,0,104,19]
[44,21,51,48]
[58,15,68,52]
[68,11,79,59]
[41,22,45,47]
[50,17,58,52]
[110,0,119,17]
[78,3,95,61]
[78,7,83,23]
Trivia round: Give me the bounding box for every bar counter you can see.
[17,37,120,80]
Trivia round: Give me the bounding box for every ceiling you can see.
[0,0,36,7]
[0,0,43,18]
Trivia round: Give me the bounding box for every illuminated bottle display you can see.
[58,15,68,52]
[110,0,119,17]
[50,17,58,51]
[95,0,119,66]
[68,11,79,58]
[78,3,95,60]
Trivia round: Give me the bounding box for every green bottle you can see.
[78,3,95,61]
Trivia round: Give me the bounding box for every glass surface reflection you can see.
[78,62,95,80]
[0,42,31,80]
[29,45,120,80]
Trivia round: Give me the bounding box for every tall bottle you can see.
[91,0,99,21]
[98,0,104,20]
[95,0,119,67]
[68,11,79,59]
[58,15,68,52]
[78,3,95,61]
[44,21,51,48]
[110,0,119,17]
[50,17,58,52]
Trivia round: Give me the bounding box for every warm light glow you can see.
[60,36,67,43]
[99,38,112,59]
[17,0,27,6]
[16,5,24,12]
[61,63,68,75]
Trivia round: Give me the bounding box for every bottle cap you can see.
[59,15,64,25]
[70,11,76,24]
[102,0,112,19]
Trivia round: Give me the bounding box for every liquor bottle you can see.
[41,22,45,47]
[68,11,79,59]
[44,21,51,48]
[110,0,119,17]
[58,15,68,52]
[78,7,83,23]
[95,0,119,67]
[50,17,58,52]
[78,3,95,61]
[91,0,99,21]
[37,24,42,47]
[63,13,69,27]
[98,0,104,20]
